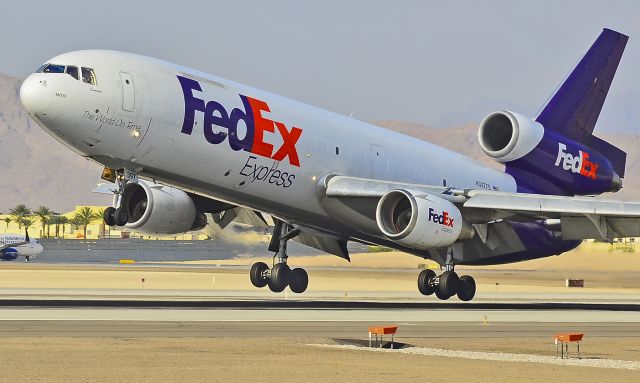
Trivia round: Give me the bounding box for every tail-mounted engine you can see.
[118,180,207,235]
[375,189,473,250]
[478,110,621,196]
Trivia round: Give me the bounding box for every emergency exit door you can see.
[120,72,135,112]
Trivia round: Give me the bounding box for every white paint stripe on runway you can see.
[310,344,640,370]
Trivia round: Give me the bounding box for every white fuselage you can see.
[0,234,43,259]
[20,50,516,243]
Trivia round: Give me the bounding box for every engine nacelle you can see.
[375,190,472,250]
[119,180,207,235]
[478,110,544,162]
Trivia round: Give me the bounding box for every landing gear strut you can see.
[416,248,476,301]
[249,220,309,294]
[103,170,131,227]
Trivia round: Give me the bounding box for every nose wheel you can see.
[249,220,309,294]
[102,170,132,227]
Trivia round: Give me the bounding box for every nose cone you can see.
[20,74,53,116]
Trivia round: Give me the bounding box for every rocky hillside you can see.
[0,71,637,212]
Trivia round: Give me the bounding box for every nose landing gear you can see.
[249,220,309,294]
[102,169,133,227]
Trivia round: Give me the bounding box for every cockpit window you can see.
[42,64,65,74]
[81,67,97,85]
[66,65,79,80]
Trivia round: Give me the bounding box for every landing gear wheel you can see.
[457,275,476,302]
[113,207,128,226]
[103,207,116,226]
[289,268,308,294]
[268,263,290,292]
[250,262,269,288]
[417,269,436,295]
[439,271,459,297]
[435,288,451,300]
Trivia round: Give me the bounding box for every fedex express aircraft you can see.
[19,28,638,300]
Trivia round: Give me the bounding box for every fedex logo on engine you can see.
[178,76,302,167]
[554,143,598,180]
[428,208,454,227]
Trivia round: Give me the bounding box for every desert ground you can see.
[0,337,638,383]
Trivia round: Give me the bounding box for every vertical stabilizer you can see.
[536,28,628,176]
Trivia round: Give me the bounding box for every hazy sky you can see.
[2,0,639,132]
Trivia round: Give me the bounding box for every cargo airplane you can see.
[20,28,637,300]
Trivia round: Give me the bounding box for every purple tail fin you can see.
[536,28,628,176]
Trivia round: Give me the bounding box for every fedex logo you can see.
[554,143,598,180]
[428,208,454,227]
[178,76,302,167]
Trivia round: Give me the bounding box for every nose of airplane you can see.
[20,74,53,116]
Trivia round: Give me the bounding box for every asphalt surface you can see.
[1,320,637,338]
[0,299,639,311]
[35,238,370,264]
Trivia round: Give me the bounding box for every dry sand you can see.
[0,337,638,383]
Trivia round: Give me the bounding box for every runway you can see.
[1,298,640,310]
[1,299,639,337]
[1,320,638,338]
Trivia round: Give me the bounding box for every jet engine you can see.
[375,190,473,250]
[478,110,544,162]
[119,180,207,235]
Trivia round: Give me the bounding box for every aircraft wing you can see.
[461,190,640,241]
[322,175,640,242]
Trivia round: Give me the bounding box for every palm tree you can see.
[22,217,34,236]
[3,217,11,233]
[95,208,106,239]
[73,207,99,240]
[55,215,69,238]
[34,206,52,238]
[10,205,32,230]
[69,216,84,238]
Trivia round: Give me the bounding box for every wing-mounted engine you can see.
[119,180,207,235]
[375,189,473,250]
[478,110,621,196]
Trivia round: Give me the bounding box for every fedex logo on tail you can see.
[178,76,302,167]
[428,208,454,227]
[554,143,598,180]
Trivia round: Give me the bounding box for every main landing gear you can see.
[250,220,309,294]
[417,269,476,301]
[417,247,476,301]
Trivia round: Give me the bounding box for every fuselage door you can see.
[120,72,135,112]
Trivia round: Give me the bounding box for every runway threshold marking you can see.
[310,344,640,370]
